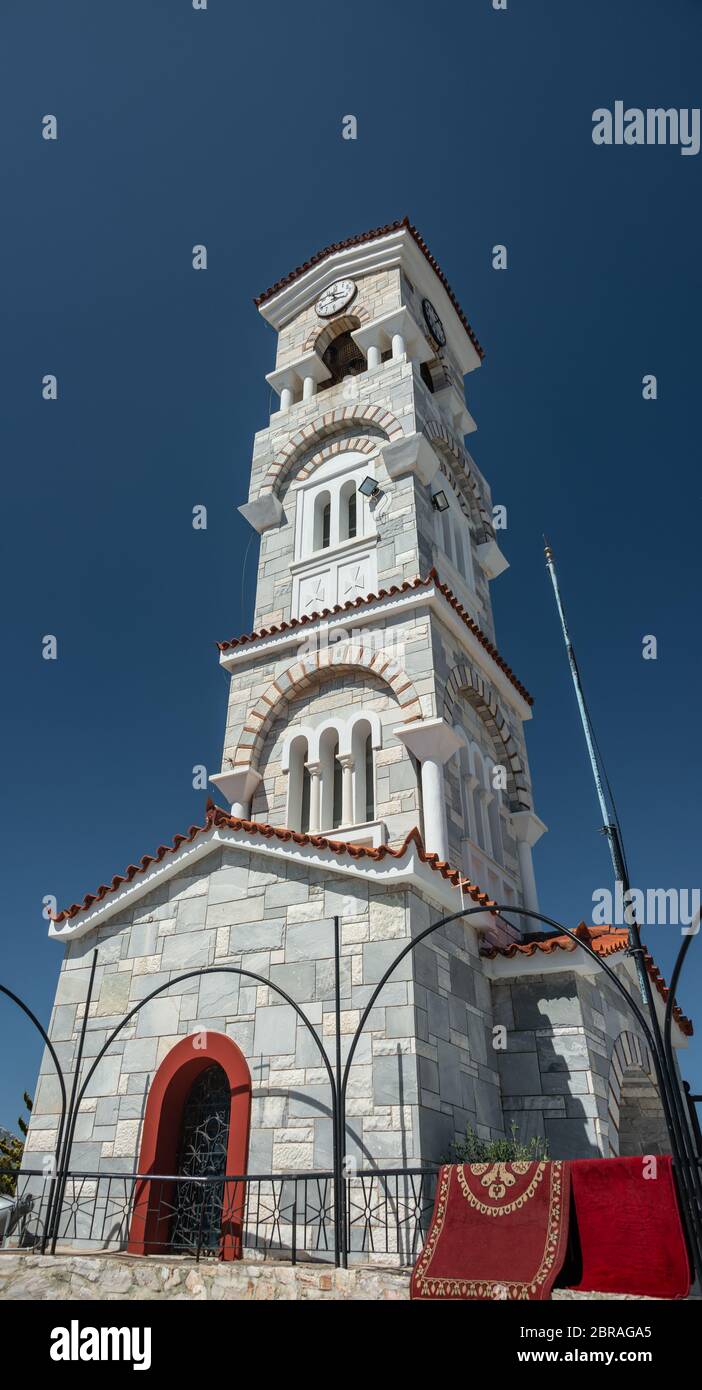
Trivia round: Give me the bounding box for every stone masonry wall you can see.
[25,848,502,1195]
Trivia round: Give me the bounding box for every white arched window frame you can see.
[470,745,489,854]
[484,757,504,867]
[283,731,311,832]
[296,452,376,561]
[434,484,475,591]
[347,713,382,824]
[281,712,382,833]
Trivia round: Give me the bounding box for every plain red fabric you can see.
[564,1155,690,1298]
[411,1161,570,1300]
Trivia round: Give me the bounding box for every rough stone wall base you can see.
[0,1252,660,1301]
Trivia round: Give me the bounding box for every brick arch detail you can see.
[128,1032,252,1261]
[292,433,380,485]
[607,1030,663,1157]
[303,307,370,355]
[423,419,494,541]
[443,661,531,810]
[261,405,405,497]
[233,644,423,769]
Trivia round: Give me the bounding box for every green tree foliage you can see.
[0,1093,33,1197]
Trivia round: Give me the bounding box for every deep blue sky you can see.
[1,0,700,1130]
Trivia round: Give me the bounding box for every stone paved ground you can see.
[0,1252,667,1300]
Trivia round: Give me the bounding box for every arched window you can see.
[286,734,309,832]
[319,726,341,830]
[340,479,358,542]
[300,764,311,833]
[351,718,375,824]
[472,749,487,852]
[485,760,504,866]
[313,490,331,551]
[364,732,374,821]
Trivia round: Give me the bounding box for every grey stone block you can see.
[536,1033,590,1073]
[286,919,335,963]
[418,1056,439,1094]
[363,940,412,984]
[413,945,438,992]
[83,1054,122,1098]
[121,1037,158,1073]
[229,918,284,954]
[372,1052,418,1106]
[449,956,476,1006]
[385,1005,416,1038]
[511,977,579,1030]
[436,1039,462,1106]
[269,962,316,1004]
[253,1005,297,1056]
[161,930,214,970]
[198,971,239,1018]
[51,1005,77,1041]
[314,957,352,1003]
[497,1050,541,1096]
[136,997,180,1038]
[426,990,450,1042]
[543,1116,600,1159]
[129,921,158,957]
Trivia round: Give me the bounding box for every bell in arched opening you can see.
[321,330,366,386]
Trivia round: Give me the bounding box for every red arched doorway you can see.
[128,1031,251,1261]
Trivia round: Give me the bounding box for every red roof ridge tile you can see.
[480,921,692,1037]
[254,217,485,361]
[217,570,534,707]
[49,802,496,926]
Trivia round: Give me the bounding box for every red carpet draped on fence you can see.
[410,1161,570,1300]
[563,1155,690,1298]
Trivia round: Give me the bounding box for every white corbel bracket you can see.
[238,494,284,534]
[381,432,439,486]
[476,537,510,579]
[209,767,262,817]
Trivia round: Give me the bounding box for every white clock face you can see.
[315,278,357,318]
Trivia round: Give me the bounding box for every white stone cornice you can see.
[218,580,533,722]
[257,226,482,376]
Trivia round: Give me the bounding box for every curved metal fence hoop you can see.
[0,983,69,1251]
[341,905,657,1103]
[338,903,698,1271]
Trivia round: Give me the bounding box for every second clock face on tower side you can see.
[315,278,357,318]
[422,297,447,347]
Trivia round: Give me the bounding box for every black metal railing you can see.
[0,1166,438,1265]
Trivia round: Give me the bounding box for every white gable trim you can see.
[48,823,495,943]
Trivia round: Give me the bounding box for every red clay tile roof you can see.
[254,217,485,361]
[481,923,693,1037]
[217,569,534,707]
[49,801,496,926]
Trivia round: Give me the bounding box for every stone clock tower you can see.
[28,220,680,1218]
[213,217,546,913]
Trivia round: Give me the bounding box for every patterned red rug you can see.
[410,1161,570,1300]
[562,1155,691,1298]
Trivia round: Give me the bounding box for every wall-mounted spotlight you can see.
[431,490,449,512]
[359,476,382,500]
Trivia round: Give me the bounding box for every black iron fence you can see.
[0,1166,438,1266]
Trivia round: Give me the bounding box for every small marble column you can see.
[339,754,355,826]
[307,761,322,833]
